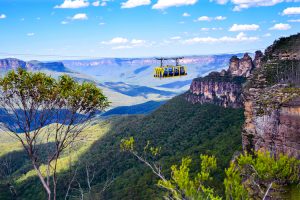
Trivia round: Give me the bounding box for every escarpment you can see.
[186,72,245,108]
[242,33,300,159]
[186,33,300,159]
[185,52,256,108]
[243,84,300,159]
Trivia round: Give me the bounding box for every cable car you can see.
[154,57,187,78]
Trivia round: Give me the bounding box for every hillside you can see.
[0,95,244,200]
[102,100,166,116]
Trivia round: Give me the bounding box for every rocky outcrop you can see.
[185,33,300,159]
[242,33,300,159]
[243,85,300,159]
[228,53,254,77]
[253,50,263,68]
[186,72,245,108]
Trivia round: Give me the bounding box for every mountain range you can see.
[0,54,242,111]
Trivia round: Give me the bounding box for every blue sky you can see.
[0,0,299,60]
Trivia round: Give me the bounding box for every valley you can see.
[0,32,299,200]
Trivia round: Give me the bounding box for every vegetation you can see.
[121,136,300,200]
[0,94,244,199]
[195,71,247,85]
[224,151,300,200]
[121,137,221,200]
[264,33,300,59]
[102,100,166,116]
[0,69,109,200]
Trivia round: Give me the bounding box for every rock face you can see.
[0,58,27,71]
[228,53,254,77]
[243,86,300,159]
[186,72,245,108]
[185,34,300,159]
[242,33,300,159]
[0,58,70,74]
[253,50,263,68]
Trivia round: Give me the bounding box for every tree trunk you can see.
[32,163,51,200]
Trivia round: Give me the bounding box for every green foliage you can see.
[158,155,221,200]
[120,137,135,152]
[195,72,247,85]
[224,151,300,200]
[0,68,109,112]
[264,33,300,59]
[224,162,249,200]
[0,95,244,199]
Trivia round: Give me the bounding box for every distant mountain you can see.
[27,60,71,72]
[0,58,70,74]
[62,54,237,89]
[102,100,166,116]
[103,82,175,98]
[134,65,151,74]
[0,54,243,109]
[0,58,27,72]
[158,79,193,89]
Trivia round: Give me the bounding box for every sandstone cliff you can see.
[228,53,255,77]
[185,52,257,109]
[242,33,300,159]
[185,33,300,159]
[243,84,300,159]
[186,72,246,108]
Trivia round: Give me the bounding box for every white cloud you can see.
[99,22,106,25]
[183,32,258,44]
[269,23,291,30]
[0,14,6,19]
[153,0,198,9]
[197,16,212,21]
[229,24,260,31]
[71,13,88,20]
[215,16,226,20]
[196,15,226,21]
[183,12,191,17]
[113,45,133,50]
[288,19,300,22]
[232,0,284,11]
[100,2,107,6]
[102,37,148,49]
[211,0,300,11]
[263,33,271,37]
[201,27,223,31]
[92,1,100,6]
[55,0,89,9]
[282,7,300,15]
[210,0,228,4]
[171,36,181,40]
[201,27,210,31]
[131,39,146,45]
[27,33,35,36]
[92,1,107,6]
[102,37,129,44]
[61,21,69,24]
[121,0,151,8]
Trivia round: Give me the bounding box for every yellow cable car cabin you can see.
[154,57,187,78]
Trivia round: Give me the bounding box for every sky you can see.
[0,0,300,60]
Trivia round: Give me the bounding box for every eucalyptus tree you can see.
[0,68,109,200]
